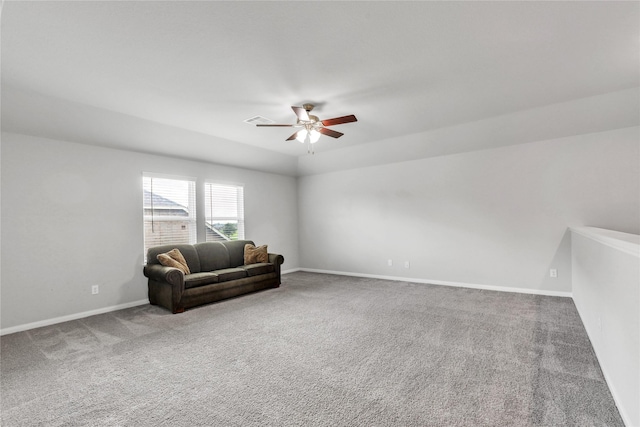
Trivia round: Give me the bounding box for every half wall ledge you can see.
[570,226,639,257]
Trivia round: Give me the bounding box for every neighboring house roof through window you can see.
[143,189,188,216]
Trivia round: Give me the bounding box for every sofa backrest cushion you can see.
[147,239,257,274]
[223,240,255,268]
[147,244,201,273]
[194,242,231,272]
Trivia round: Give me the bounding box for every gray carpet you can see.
[1,272,624,426]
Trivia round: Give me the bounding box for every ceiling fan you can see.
[256,103,357,153]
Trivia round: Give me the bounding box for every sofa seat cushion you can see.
[215,267,248,282]
[184,272,219,289]
[241,263,275,277]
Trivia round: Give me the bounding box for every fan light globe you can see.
[296,129,308,143]
[309,129,321,143]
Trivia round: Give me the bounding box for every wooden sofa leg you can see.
[173,307,185,314]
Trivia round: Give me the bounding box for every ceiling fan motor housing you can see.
[299,104,319,124]
[298,115,319,124]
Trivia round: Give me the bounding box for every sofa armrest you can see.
[143,264,184,286]
[268,253,284,266]
[268,253,284,285]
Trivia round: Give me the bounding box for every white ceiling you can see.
[2,1,639,176]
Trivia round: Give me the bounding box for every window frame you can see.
[204,181,245,242]
[142,173,198,259]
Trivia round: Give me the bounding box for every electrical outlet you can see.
[404,261,410,269]
[549,269,557,278]
[92,285,99,295]
[387,259,393,267]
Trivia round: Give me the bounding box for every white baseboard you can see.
[298,268,573,298]
[0,270,572,336]
[0,299,149,336]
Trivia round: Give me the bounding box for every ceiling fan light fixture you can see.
[256,104,358,154]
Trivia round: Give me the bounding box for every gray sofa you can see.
[143,240,284,313]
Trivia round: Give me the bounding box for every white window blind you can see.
[205,183,244,242]
[143,175,196,256]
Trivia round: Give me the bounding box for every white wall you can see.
[1,132,299,332]
[2,126,638,329]
[298,126,639,294]
[571,227,639,427]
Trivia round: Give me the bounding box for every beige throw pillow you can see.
[157,248,191,275]
[244,244,268,265]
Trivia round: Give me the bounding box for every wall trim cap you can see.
[571,226,640,257]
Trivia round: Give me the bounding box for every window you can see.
[143,175,196,256]
[204,183,244,241]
